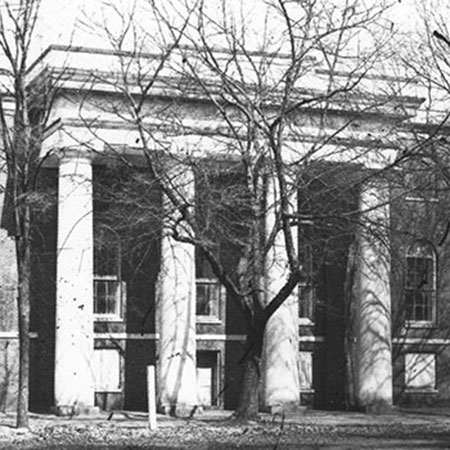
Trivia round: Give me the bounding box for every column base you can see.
[359,401,395,415]
[266,402,306,415]
[159,403,199,418]
[52,405,100,417]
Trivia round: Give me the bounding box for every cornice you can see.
[26,46,425,123]
[43,116,400,153]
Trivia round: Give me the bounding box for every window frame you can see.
[299,351,314,393]
[404,240,437,326]
[93,348,122,393]
[298,218,315,324]
[195,247,223,323]
[403,155,439,203]
[195,278,224,323]
[93,275,126,322]
[405,352,437,393]
[196,350,220,407]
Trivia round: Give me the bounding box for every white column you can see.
[157,167,197,416]
[355,180,393,412]
[55,150,95,415]
[263,178,300,413]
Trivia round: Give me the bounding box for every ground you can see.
[1,409,450,449]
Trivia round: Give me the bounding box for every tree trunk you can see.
[344,241,357,411]
[234,354,261,421]
[16,237,30,429]
[233,317,266,421]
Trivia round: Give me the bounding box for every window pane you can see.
[195,247,215,279]
[409,241,435,258]
[93,349,121,391]
[196,351,218,407]
[195,246,220,320]
[196,284,210,315]
[405,290,413,320]
[94,279,122,317]
[95,281,106,314]
[299,285,314,320]
[426,259,434,287]
[405,353,436,390]
[299,352,313,390]
[406,258,416,289]
[405,241,435,322]
[196,281,219,317]
[106,282,119,315]
[423,292,432,322]
[298,229,314,321]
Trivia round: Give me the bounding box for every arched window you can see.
[405,240,436,323]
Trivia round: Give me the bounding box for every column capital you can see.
[57,147,94,164]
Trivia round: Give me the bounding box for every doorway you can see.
[197,351,219,407]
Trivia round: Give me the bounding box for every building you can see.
[0,2,449,416]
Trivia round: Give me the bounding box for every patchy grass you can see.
[0,412,450,449]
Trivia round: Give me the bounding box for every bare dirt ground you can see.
[0,409,450,449]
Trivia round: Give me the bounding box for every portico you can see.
[31,45,421,416]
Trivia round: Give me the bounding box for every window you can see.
[298,220,314,322]
[196,247,221,321]
[299,351,313,391]
[93,349,121,392]
[94,276,125,321]
[405,240,436,324]
[94,227,125,321]
[405,353,436,391]
[196,280,220,316]
[404,156,438,202]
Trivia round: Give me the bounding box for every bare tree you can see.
[0,0,58,428]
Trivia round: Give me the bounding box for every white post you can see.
[55,150,96,415]
[147,365,157,430]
